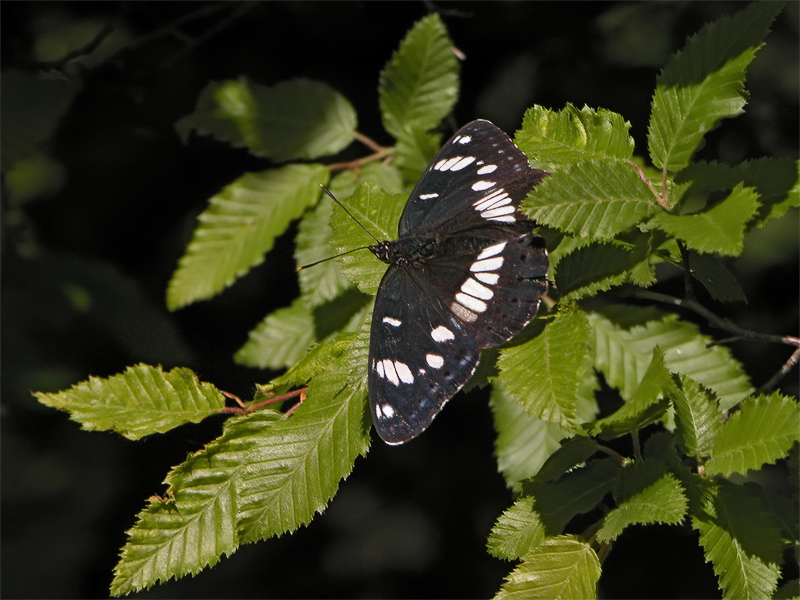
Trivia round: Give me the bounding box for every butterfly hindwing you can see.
[368,263,480,445]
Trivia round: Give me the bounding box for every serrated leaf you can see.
[167,164,328,309]
[379,14,459,139]
[110,410,282,595]
[495,536,601,600]
[693,480,783,599]
[329,182,404,295]
[488,496,547,561]
[555,239,651,300]
[490,384,569,491]
[706,392,800,477]
[176,78,357,161]
[524,458,623,534]
[34,364,224,441]
[112,331,371,595]
[598,472,687,542]
[653,183,760,256]
[498,307,592,432]
[669,373,723,458]
[234,298,315,369]
[236,326,372,543]
[674,158,800,228]
[523,159,658,240]
[588,305,753,411]
[589,347,672,437]
[647,2,784,172]
[516,104,635,166]
[533,437,603,484]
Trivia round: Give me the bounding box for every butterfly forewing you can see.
[367,119,549,444]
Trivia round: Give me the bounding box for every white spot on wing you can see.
[477,164,497,174]
[477,242,507,260]
[471,256,504,272]
[418,193,439,200]
[475,272,500,285]
[426,353,444,369]
[382,316,401,327]
[456,292,487,313]
[376,403,395,419]
[481,205,516,219]
[431,325,455,342]
[394,361,414,384]
[382,359,399,386]
[457,135,472,144]
[461,278,494,300]
[449,156,476,171]
[488,215,516,223]
[471,180,495,191]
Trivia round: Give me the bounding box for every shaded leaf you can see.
[687,252,747,303]
[234,298,315,369]
[176,78,357,161]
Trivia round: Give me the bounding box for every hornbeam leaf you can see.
[706,392,800,477]
[167,164,329,309]
[648,2,784,172]
[495,536,601,600]
[379,14,459,139]
[34,364,224,441]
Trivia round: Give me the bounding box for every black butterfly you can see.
[366,120,549,444]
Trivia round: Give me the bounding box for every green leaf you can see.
[653,183,760,256]
[167,164,329,309]
[34,364,224,441]
[693,480,783,599]
[379,14,459,138]
[588,305,753,411]
[516,104,635,166]
[524,458,623,534]
[487,496,547,561]
[523,159,658,240]
[498,307,592,432]
[647,1,784,172]
[495,536,601,600]
[176,78,357,161]
[597,472,687,542]
[669,373,723,459]
[233,298,315,369]
[490,384,570,491]
[394,126,442,183]
[110,411,282,596]
[329,183,404,295]
[236,326,372,543]
[533,437,603,484]
[706,392,800,477]
[554,239,652,300]
[674,158,800,228]
[589,347,672,437]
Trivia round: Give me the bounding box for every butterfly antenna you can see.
[319,184,381,244]
[296,185,380,271]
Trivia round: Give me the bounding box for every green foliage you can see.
[31,5,798,599]
[34,364,225,440]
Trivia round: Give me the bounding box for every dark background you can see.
[2,2,797,598]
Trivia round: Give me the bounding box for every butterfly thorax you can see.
[369,236,435,266]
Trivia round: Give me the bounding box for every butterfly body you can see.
[365,120,549,445]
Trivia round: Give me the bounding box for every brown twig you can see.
[218,387,309,415]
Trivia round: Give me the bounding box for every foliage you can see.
[29,5,798,598]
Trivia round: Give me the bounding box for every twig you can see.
[218,387,309,415]
[30,23,116,71]
[756,347,800,395]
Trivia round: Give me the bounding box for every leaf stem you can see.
[218,387,309,415]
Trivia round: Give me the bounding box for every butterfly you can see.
[364,119,549,445]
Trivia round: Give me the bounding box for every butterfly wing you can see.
[368,263,480,444]
[398,120,546,237]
